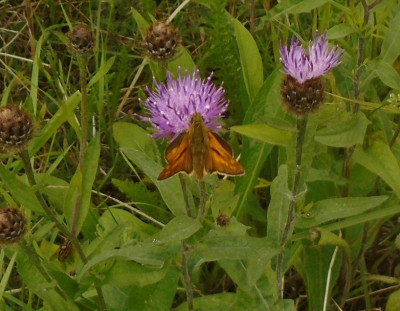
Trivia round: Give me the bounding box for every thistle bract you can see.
[141,68,228,139]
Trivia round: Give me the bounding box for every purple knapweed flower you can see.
[280,31,343,84]
[279,31,343,116]
[141,68,228,139]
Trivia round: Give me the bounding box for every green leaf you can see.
[17,252,79,311]
[369,59,400,89]
[132,8,149,39]
[293,241,340,311]
[87,56,115,88]
[267,165,290,246]
[167,47,195,75]
[30,91,81,155]
[292,204,400,241]
[234,69,284,218]
[152,216,201,244]
[122,267,180,311]
[315,112,369,147]
[231,123,294,146]
[295,196,388,229]
[64,135,100,234]
[233,18,263,100]
[191,234,279,264]
[114,122,186,216]
[264,0,329,21]
[387,289,400,311]
[0,251,17,301]
[0,165,41,213]
[327,24,356,39]
[381,10,400,64]
[353,140,400,198]
[78,241,180,280]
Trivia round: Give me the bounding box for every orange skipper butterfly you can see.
[158,113,244,180]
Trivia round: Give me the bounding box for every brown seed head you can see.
[0,206,27,245]
[281,75,325,117]
[68,24,95,55]
[216,213,231,227]
[0,106,33,152]
[145,21,180,61]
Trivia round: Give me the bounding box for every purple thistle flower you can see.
[280,31,343,84]
[141,68,228,139]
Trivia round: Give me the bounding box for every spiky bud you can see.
[58,239,73,262]
[0,106,33,152]
[0,206,27,245]
[145,21,180,61]
[68,24,95,55]
[281,75,324,116]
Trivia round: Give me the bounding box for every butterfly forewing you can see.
[158,133,193,180]
[206,131,244,176]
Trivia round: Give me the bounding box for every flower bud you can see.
[68,24,95,55]
[0,206,27,245]
[145,21,180,61]
[0,106,33,152]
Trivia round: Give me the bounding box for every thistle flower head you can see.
[141,68,228,139]
[280,31,343,84]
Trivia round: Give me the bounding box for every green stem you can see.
[276,116,308,299]
[71,55,89,237]
[181,241,194,311]
[197,181,207,222]
[179,174,192,217]
[19,150,107,311]
[178,175,194,310]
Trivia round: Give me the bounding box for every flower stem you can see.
[181,241,194,311]
[71,55,89,237]
[276,116,308,299]
[197,181,207,222]
[178,174,194,310]
[179,174,192,217]
[19,150,107,311]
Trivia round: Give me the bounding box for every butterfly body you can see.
[158,113,244,180]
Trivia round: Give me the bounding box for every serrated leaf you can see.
[353,140,400,198]
[231,123,294,146]
[315,112,369,147]
[295,196,388,228]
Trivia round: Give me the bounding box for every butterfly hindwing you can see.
[158,133,193,180]
[206,131,244,176]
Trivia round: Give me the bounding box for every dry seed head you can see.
[68,24,95,55]
[0,206,27,245]
[145,21,180,61]
[216,213,230,227]
[0,106,33,152]
[281,75,325,117]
